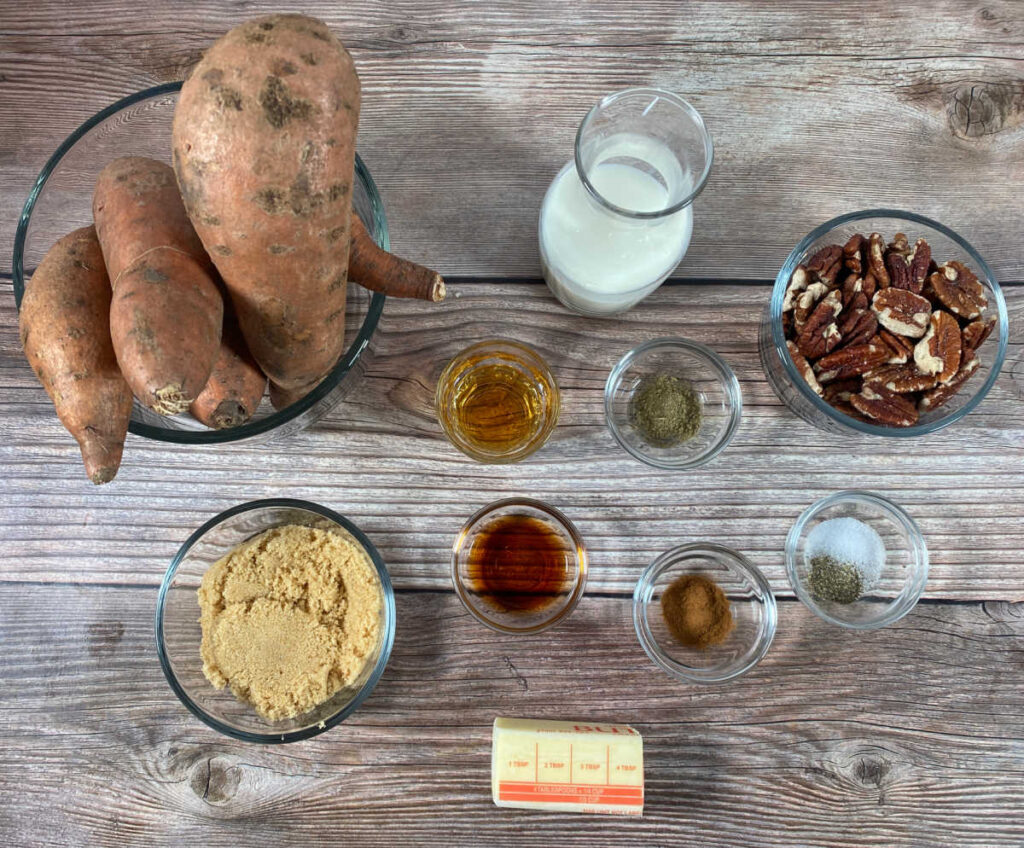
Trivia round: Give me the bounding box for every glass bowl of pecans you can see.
[759,210,1008,436]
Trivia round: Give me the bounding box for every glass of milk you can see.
[539,88,713,316]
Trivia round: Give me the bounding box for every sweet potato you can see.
[348,213,446,302]
[93,157,223,414]
[172,14,360,395]
[19,226,133,484]
[190,306,267,428]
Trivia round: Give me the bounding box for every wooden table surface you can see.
[2,2,1023,846]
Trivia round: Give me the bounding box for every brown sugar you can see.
[660,574,734,649]
[198,524,382,721]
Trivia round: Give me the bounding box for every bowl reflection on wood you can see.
[13,82,386,445]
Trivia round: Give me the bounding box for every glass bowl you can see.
[13,82,386,444]
[633,543,776,683]
[451,498,587,634]
[156,498,395,743]
[605,338,742,470]
[786,490,928,630]
[436,339,560,464]
[759,210,1008,437]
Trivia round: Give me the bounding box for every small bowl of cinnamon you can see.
[632,543,776,684]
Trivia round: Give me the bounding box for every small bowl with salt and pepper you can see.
[633,543,777,683]
[786,490,929,629]
[605,338,743,470]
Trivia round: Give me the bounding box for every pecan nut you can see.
[793,281,831,332]
[888,233,911,256]
[863,363,939,394]
[914,310,961,383]
[807,244,842,274]
[814,339,891,383]
[782,265,809,312]
[797,290,843,359]
[872,289,931,338]
[823,377,861,405]
[867,233,891,288]
[787,340,823,396]
[877,329,914,364]
[885,251,914,292]
[850,384,919,427]
[908,238,931,291]
[836,305,877,350]
[843,233,866,275]
[961,317,996,352]
[929,261,987,319]
[918,352,981,414]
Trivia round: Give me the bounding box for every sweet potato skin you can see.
[19,226,133,484]
[109,250,223,414]
[172,14,360,394]
[93,157,224,414]
[190,307,267,428]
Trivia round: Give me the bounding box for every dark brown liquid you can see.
[467,514,573,612]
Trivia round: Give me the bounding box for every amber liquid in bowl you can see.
[465,514,573,613]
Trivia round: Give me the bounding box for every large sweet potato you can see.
[93,157,223,415]
[19,226,134,484]
[172,14,360,394]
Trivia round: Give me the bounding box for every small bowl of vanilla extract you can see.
[451,498,588,633]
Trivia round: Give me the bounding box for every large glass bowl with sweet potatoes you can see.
[759,210,1008,437]
[13,82,386,445]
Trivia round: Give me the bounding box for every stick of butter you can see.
[491,717,644,816]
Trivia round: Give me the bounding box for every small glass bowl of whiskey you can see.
[452,498,588,633]
[436,339,560,464]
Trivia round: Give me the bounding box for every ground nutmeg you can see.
[660,574,734,649]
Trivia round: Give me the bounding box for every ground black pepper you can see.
[628,373,702,446]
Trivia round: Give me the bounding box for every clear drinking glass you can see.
[539,88,713,316]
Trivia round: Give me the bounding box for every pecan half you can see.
[831,400,872,423]
[814,339,891,383]
[823,377,862,405]
[908,238,931,291]
[850,384,919,427]
[863,363,939,394]
[861,272,878,302]
[872,289,931,338]
[929,261,987,319]
[885,251,914,292]
[787,340,823,396]
[961,317,996,352]
[918,352,980,413]
[868,233,891,288]
[782,265,810,312]
[914,310,961,383]
[843,234,866,275]
[836,305,877,350]
[888,233,911,256]
[793,281,832,333]
[797,290,843,359]
[816,258,843,286]
[877,329,914,364]
[807,244,843,274]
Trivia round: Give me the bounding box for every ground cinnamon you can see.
[660,574,734,649]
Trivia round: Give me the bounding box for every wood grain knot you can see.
[190,756,241,806]
[947,83,1024,140]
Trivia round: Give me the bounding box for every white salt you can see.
[805,517,885,591]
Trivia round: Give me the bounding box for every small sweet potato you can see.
[93,157,223,414]
[190,307,267,428]
[19,226,133,484]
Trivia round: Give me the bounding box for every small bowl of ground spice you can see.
[605,338,742,470]
[786,490,928,629]
[633,543,777,683]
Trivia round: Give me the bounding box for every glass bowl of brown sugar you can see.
[632,543,776,683]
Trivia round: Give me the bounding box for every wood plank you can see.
[1,584,1022,846]
[2,282,1022,598]
[3,1,1023,279]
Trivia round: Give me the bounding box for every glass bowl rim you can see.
[12,81,387,445]
[450,496,588,634]
[770,208,1009,437]
[604,336,743,470]
[435,338,561,464]
[632,541,777,683]
[784,489,929,630]
[574,86,714,219]
[155,497,397,744]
